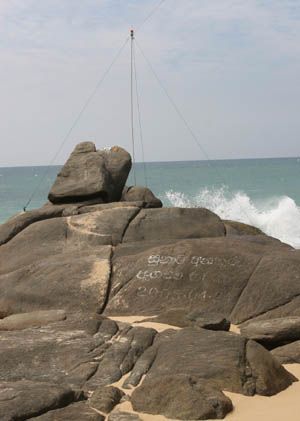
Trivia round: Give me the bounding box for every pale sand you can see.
[108,316,300,421]
[109,315,181,332]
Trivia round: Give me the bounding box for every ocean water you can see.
[1,157,300,248]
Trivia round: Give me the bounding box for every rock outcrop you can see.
[1,142,300,420]
[48,142,132,204]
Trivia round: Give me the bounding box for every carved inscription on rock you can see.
[133,254,242,305]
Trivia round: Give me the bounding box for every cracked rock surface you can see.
[1,143,300,420]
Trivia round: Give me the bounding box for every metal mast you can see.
[130,29,137,185]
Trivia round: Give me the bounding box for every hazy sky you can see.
[1,0,300,166]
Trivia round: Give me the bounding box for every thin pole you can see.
[130,29,137,185]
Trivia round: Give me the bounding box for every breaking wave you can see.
[165,187,300,248]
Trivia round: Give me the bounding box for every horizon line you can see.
[1,155,300,169]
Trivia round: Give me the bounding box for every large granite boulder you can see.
[125,328,295,397]
[105,237,277,317]
[0,205,141,316]
[1,143,300,420]
[48,142,131,204]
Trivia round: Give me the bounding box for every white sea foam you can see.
[166,187,300,248]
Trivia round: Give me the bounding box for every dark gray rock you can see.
[0,314,118,386]
[123,207,225,242]
[125,327,295,396]
[0,380,77,421]
[48,142,109,204]
[122,186,162,208]
[66,206,140,246]
[89,386,125,413]
[131,375,233,420]
[85,326,156,390]
[245,339,297,395]
[48,143,131,204]
[272,340,300,364]
[0,204,144,316]
[32,402,104,420]
[240,317,300,348]
[231,251,300,324]
[0,240,112,315]
[0,206,66,246]
[103,146,132,202]
[105,237,264,317]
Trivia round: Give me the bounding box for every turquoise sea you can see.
[1,157,300,247]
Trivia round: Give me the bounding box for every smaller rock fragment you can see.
[240,317,300,348]
[89,386,125,413]
[122,186,162,208]
[272,340,300,364]
[0,310,66,331]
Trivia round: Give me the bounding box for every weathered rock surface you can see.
[122,186,162,208]
[48,143,131,204]
[2,143,300,420]
[89,386,125,413]
[33,402,104,421]
[85,326,157,390]
[240,317,300,348]
[0,313,158,396]
[0,205,66,246]
[0,314,117,385]
[0,380,77,421]
[272,340,300,364]
[123,207,225,242]
[231,252,300,323]
[0,238,112,316]
[0,310,66,330]
[125,328,295,396]
[131,375,233,420]
[105,237,270,317]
